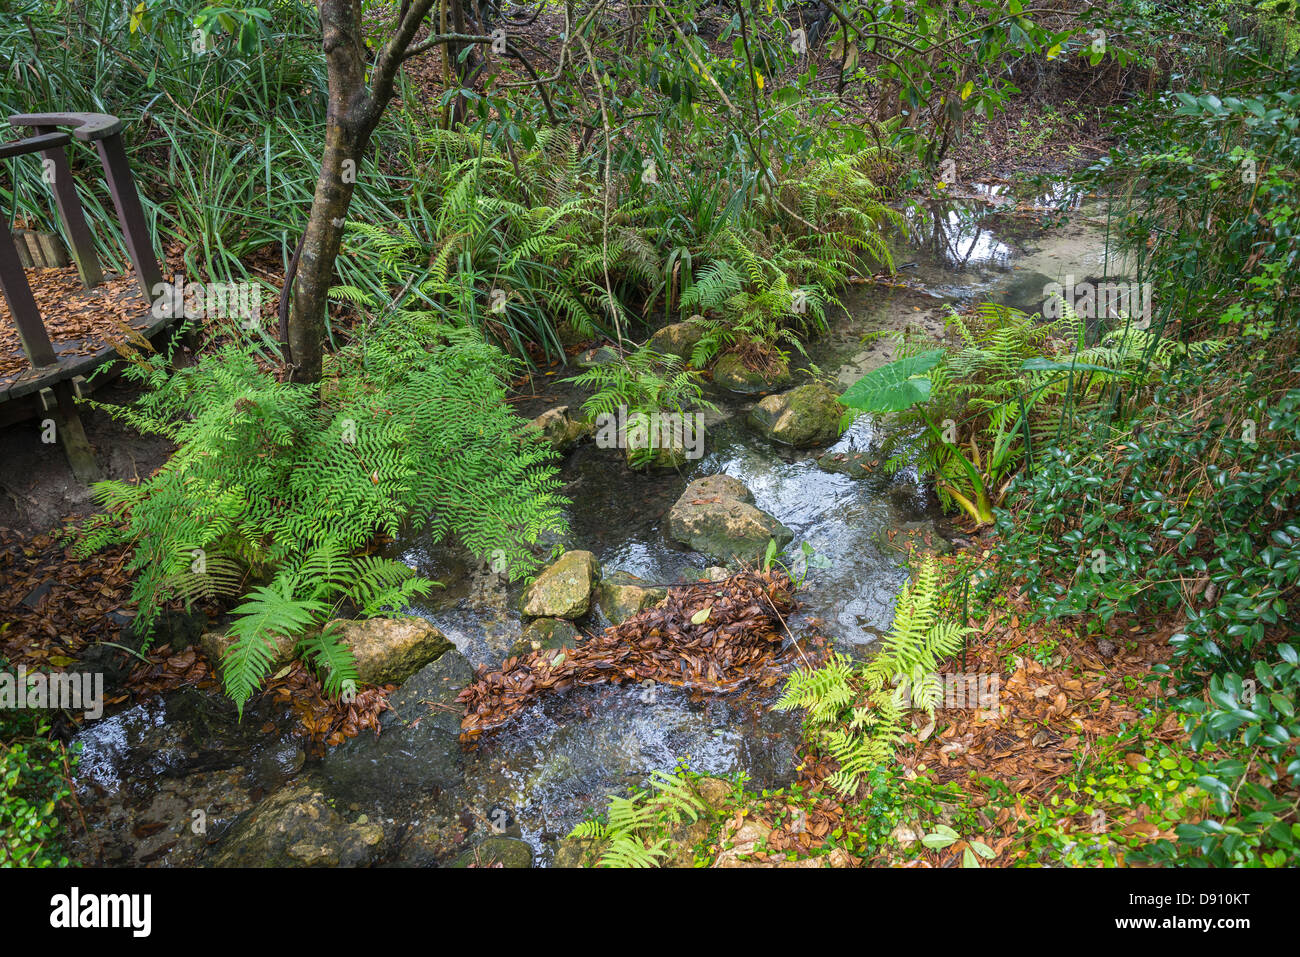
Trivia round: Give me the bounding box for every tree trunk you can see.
[284,0,480,381]
[288,0,375,383]
[289,122,365,383]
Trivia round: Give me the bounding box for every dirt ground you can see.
[0,376,172,538]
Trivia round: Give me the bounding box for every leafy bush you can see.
[78,319,567,712]
[0,701,76,868]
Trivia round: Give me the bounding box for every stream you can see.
[69,171,1115,867]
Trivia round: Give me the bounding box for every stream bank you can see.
[57,169,1123,866]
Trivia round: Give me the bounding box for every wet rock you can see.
[624,431,688,469]
[597,571,668,625]
[994,270,1057,316]
[525,405,595,453]
[508,618,580,658]
[667,474,793,565]
[553,835,602,868]
[700,566,730,582]
[201,628,297,678]
[382,650,474,735]
[454,835,534,868]
[747,383,843,448]
[712,354,791,394]
[519,550,601,619]
[208,782,384,868]
[816,449,881,479]
[880,519,951,555]
[686,473,754,504]
[321,655,467,797]
[395,798,474,865]
[647,318,705,363]
[325,616,454,686]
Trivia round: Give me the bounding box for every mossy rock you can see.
[712,353,792,394]
[519,550,601,619]
[747,383,843,448]
[647,318,706,363]
[597,571,668,624]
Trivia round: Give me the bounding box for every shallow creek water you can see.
[70,173,1116,866]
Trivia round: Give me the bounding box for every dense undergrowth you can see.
[572,0,1300,867]
[3,0,1297,867]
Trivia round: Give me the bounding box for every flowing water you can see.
[70,172,1116,866]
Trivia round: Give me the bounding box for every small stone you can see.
[519,550,601,619]
[597,571,668,624]
[525,406,595,452]
[508,618,580,657]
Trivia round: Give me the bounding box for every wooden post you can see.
[35,126,103,288]
[0,220,57,367]
[40,384,101,484]
[94,133,163,303]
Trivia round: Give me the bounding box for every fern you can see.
[775,556,972,794]
[566,770,708,868]
[78,317,567,714]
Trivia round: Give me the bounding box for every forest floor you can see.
[709,550,1195,867]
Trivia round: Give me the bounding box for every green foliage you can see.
[842,303,1221,524]
[0,698,76,868]
[1084,4,1300,341]
[775,556,969,793]
[567,769,709,868]
[77,319,567,713]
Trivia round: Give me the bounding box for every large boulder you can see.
[525,406,594,453]
[597,571,668,624]
[712,354,791,394]
[667,474,793,565]
[519,550,601,618]
[208,782,384,868]
[201,628,296,678]
[648,318,706,363]
[325,616,454,687]
[748,383,843,448]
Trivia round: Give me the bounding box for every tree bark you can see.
[287,0,458,383]
[289,0,374,383]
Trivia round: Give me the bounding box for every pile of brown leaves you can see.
[263,661,395,751]
[0,265,153,380]
[459,570,798,734]
[0,526,136,670]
